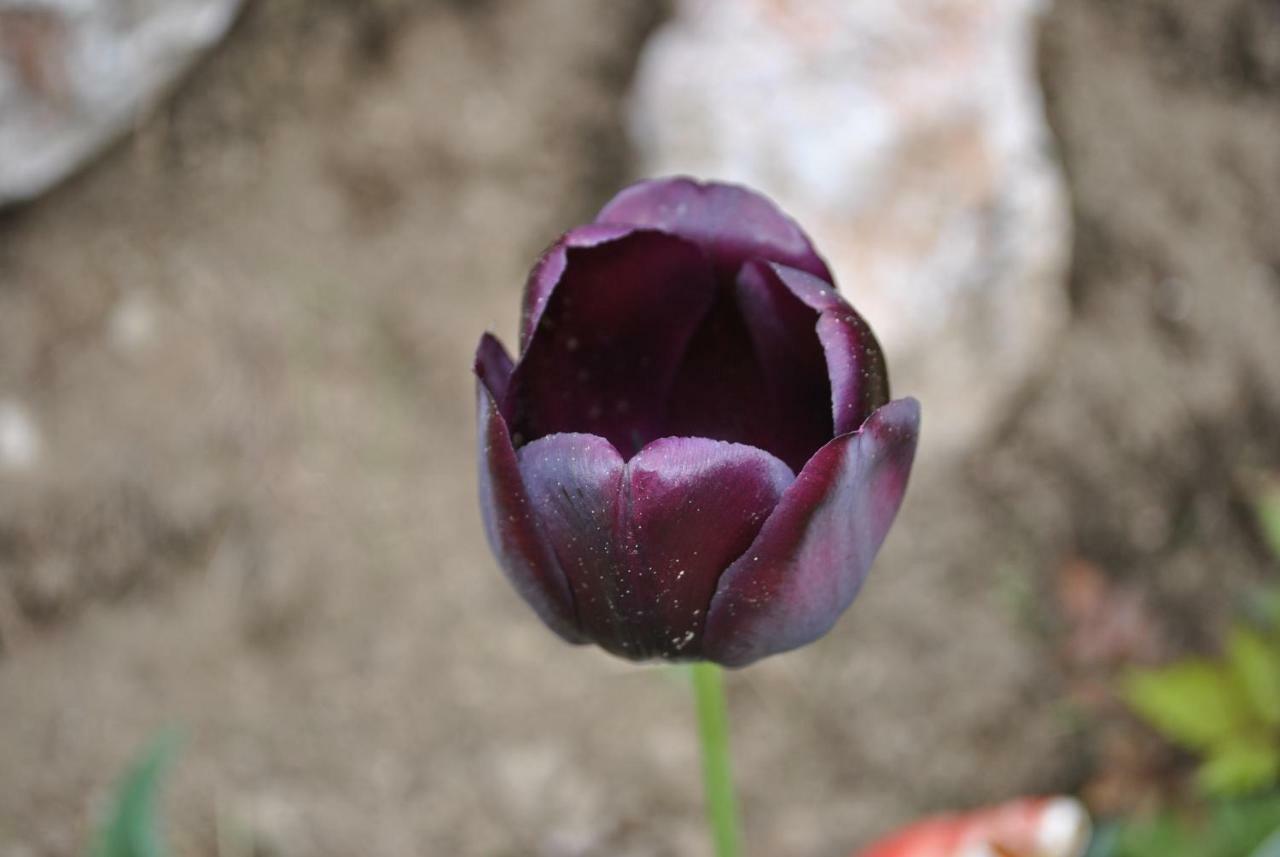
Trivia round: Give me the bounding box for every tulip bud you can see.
[476,177,920,666]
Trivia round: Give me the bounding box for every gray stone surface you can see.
[629,0,1071,455]
[0,0,241,205]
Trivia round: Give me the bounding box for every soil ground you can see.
[0,1,1277,855]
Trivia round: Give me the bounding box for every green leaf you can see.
[1263,590,1280,631]
[1105,796,1280,857]
[1197,737,1280,796]
[1113,814,1199,857]
[1123,660,1256,750]
[1257,484,1280,564]
[90,733,179,857]
[1229,626,1280,727]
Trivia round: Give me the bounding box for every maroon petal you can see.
[519,223,635,352]
[731,262,836,470]
[623,438,794,659]
[595,177,832,281]
[701,398,921,667]
[517,433,794,661]
[474,335,584,644]
[507,229,718,458]
[515,432,630,656]
[475,330,515,419]
[750,262,890,435]
[660,290,774,458]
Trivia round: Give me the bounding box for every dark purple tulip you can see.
[475,178,920,667]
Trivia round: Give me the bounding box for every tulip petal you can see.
[517,433,795,661]
[475,331,514,418]
[623,438,794,659]
[702,398,921,667]
[731,262,836,470]
[660,291,775,459]
[507,229,718,458]
[474,335,585,643]
[751,262,890,436]
[595,177,832,281]
[519,223,635,352]
[515,432,630,655]
[662,261,887,470]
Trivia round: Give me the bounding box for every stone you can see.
[628,0,1071,455]
[0,0,242,205]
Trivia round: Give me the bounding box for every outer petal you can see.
[623,438,794,659]
[595,177,833,282]
[506,229,718,458]
[515,432,630,656]
[519,223,635,352]
[517,434,794,661]
[702,397,921,667]
[750,262,890,436]
[475,329,514,420]
[475,335,584,643]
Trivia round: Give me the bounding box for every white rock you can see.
[629,0,1070,454]
[0,0,243,205]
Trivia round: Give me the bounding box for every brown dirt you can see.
[0,0,1278,855]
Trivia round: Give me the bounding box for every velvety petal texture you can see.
[506,228,716,458]
[475,176,920,666]
[475,335,584,644]
[744,261,890,436]
[515,433,627,650]
[596,176,832,281]
[619,439,794,658]
[516,434,794,660]
[702,398,921,667]
[519,223,635,351]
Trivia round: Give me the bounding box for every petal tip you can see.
[865,396,921,438]
[595,176,832,281]
[474,333,515,402]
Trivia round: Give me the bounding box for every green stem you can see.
[691,661,742,857]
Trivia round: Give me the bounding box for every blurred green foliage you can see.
[1085,796,1280,857]
[89,734,177,857]
[1256,481,1280,565]
[1120,480,1280,799]
[1123,615,1280,796]
[1098,486,1280,854]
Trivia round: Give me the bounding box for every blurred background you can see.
[0,0,1278,855]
